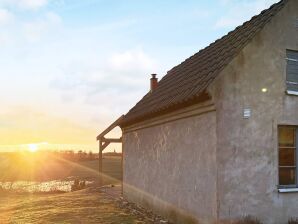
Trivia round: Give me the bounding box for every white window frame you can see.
[286,50,298,95]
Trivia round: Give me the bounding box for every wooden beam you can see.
[96,115,124,140]
[101,141,110,151]
[121,137,124,196]
[101,137,122,143]
[98,140,103,186]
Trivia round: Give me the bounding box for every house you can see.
[97,0,298,223]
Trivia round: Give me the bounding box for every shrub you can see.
[235,216,263,224]
[289,218,298,224]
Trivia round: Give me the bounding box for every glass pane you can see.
[279,127,296,147]
[279,148,296,166]
[279,168,296,185]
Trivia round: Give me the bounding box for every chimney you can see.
[150,74,158,92]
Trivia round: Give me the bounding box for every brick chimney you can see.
[150,74,158,92]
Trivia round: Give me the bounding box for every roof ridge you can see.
[154,0,285,95]
[121,0,289,126]
[165,0,286,79]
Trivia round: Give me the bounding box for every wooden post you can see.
[121,137,124,196]
[99,139,103,186]
[96,115,124,188]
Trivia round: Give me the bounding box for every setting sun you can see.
[28,144,38,152]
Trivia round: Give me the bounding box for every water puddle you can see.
[0,179,94,193]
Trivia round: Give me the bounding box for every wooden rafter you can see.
[101,141,110,151]
[97,115,124,140]
[102,137,122,143]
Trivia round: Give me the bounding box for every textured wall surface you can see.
[123,111,217,224]
[208,0,298,223]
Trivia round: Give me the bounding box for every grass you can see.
[234,216,262,224]
[0,187,142,224]
[0,154,145,223]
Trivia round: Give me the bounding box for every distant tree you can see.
[83,151,87,160]
[88,151,94,160]
[78,150,83,161]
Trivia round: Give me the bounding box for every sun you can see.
[28,144,38,152]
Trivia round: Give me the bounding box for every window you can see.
[286,50,298,94]
[279,126,298,187]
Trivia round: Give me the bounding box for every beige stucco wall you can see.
[123,111,217,224]
[121,1,298,223]
[208,0,298,223]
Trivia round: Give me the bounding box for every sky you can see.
[0,0,279,152]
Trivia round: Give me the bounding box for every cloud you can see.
[18,0,48,9]
[0,32,13,46]
[215,0,279,29]
[23,21,47,42]
[51,48,157,96]
[0,0,48,10]
[0,8,14,25]
[49,48,158,127]
[0,0,61,43]
[0,8,14,46]
[45,11,62,24]
[22,11,62,42]
[108,49,156,73]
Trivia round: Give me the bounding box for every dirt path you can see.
[0,186,170,224]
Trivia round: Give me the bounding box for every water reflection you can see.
[0,180,94,193]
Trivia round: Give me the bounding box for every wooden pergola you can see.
[96,115,124,186]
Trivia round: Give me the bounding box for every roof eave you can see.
[120,91,212,128]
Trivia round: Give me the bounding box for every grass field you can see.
[0,154,140,223]
[0,187,146,224]
[0,154,169,223]
[0,153,122,192]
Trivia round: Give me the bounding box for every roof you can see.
[121,0,288,127]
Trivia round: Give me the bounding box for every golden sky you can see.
[0,106,122,152]
[0,107,94,145]
[0,106,98,152]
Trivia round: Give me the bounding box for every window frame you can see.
[278,125,298,189]
[286,49,298,95]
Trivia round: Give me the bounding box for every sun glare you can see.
[28,144,38,152]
